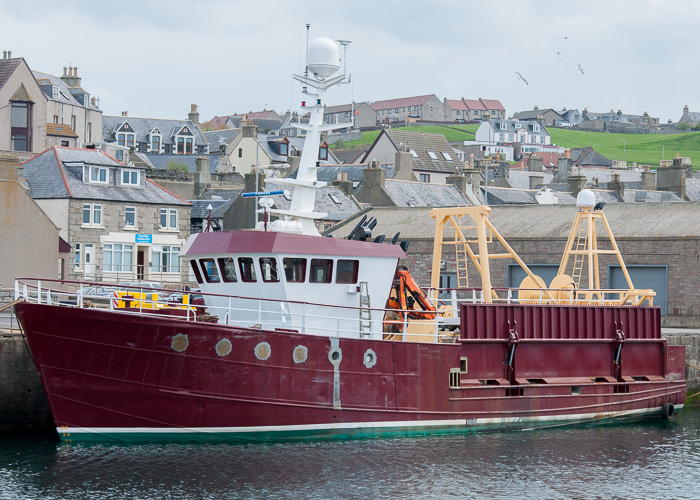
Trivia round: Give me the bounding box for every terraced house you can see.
[20,147,191,283]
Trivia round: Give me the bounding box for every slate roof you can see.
[265,183,361,221]
[189,199,234,219]
[512,108,565,122]
[200,188,244,200]
[686,178,700,201]
[326,203,700,241]
[508,170,555,189]
[313,163,395,185]
[486,120,550,137]
[482,186,536,205]
[332,147,366,164]
[21,146,189,205]
[570,147,613,168]
[0,58,22,91]
[103,115,208,147]
[383,179,470,207]
[512,152,561,170]
[371,94,436,111]
[622,190,682,203]
[385,130,459,173]
[143,153,221,173]
[203,129,240,153]
[578,167,640,185]
[33,71,98,110]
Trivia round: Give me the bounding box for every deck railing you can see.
[14,278,657,344]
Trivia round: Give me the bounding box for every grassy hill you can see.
[332,124,700,168]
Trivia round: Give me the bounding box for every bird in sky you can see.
[514,71,528,85]
[577,63,584,74]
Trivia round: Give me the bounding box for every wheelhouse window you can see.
[218,257,238,282]
[200,258,220,283]
[283,258,306,282]
[160,208,178,230]
[336,260,359,284]
[11,101,32,152]
[238,257,257,282]
[259,257,279,283]
[104,243,133,272]
[82,203,102,226]
[190,260,203,284]
[89,166,108,183]
[310,259,333,283]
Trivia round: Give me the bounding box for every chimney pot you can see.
[7,50,10,58]
[63,66,67,76]
[2,51,6,59]
[74,66,78,77]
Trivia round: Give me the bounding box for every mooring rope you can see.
[686,361,700,370]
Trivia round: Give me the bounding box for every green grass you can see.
[331,124,477,149]
[547,129,700,167]
[331,124,700,168]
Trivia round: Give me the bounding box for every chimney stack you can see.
[188,104,200,125]
[122,111,128,117]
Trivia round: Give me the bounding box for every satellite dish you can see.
[308,37,340,79]
[258,197,274,209]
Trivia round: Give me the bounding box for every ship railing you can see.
[426,286,655,310]
[15,278,459,343]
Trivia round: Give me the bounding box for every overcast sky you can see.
[2,0,698,124]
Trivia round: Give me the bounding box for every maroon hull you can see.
[15,301,686,440]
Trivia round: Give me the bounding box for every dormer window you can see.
[515,123,522,129]
[319,142,328,161]
[89,166,108,183]
[117,133,135,147]
[499,122,507,130]
[175,126,194,154]
[279,143,288,156]
[533,123,540,132]
[121,169,140,186]
[149,128,162,153]
[52,86,59,100]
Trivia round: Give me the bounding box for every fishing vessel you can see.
[14,36,686,442]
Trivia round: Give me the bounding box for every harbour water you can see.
[2,408,700,500]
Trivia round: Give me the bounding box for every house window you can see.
[533,123,540,132]
[442,152,453,161]
[61,141,69,147]
[328,194,341,204]
[82,203,102,226]
[310,259,333,283]
[388,110,392,114]
[87,122,92,142]
[419,173,431,183]
[160,208,178,229]
[499,122,507,130]
[125,207,136,227]
[153,246,180,273]
[103,243,133,272]
[126,134,134,147]
[151,135,160,152]
[89,166,108,183]
[117,134,125,146]
[319,145,328,161]
[10,101,32,152]
[177,137,184,154]
[116,150,124,161]
[75,243,81,269]
[279,143,288,156]
[121,169,139,186]
[238,148,243,158]
[71,115,76,131]
[259,257,279,282]
[395,108,399,113]
[283,258,306,282]
[53,115,59,124]
[508,134,513,142]
[410,149,418,158]
[427,151,438,160]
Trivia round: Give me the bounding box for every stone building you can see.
[327,203,700,327]
[20,146,191,284]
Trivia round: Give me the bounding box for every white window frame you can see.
[89,166,108,184]
[121,169,140,186]
[125,206,136,228]
[82,203,103,227]
[152,245,181,273]
[427,151,438,160]
[160,207,178,230]
[103,243,134,273]
[419,173,431,183]
[442,152,453,161]
[499,122,507,131]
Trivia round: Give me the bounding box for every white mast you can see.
[267,34,353,236]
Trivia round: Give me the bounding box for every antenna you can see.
[305,24,310,78]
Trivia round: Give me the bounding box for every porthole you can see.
[216,338,232,357]
[363,349,377,369]
[293,345,308,364]
[255,342,271,361]
[328,347,342,366]
[171,333,188,352]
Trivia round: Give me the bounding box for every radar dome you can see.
[308,37,340,79]
[576,189,596,208]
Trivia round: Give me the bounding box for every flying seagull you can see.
[577,63,584,74]
[514,71,529,85]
